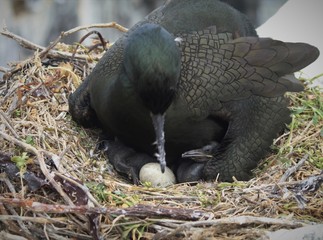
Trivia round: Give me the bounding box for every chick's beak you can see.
[151,113,166,173]
[182,149,213,159]
[182,141,219,162]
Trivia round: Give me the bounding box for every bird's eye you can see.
[205,148,211,153]
[203,146,211,153]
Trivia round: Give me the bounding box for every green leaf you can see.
[25,136,34,145]
[11,152,29,170]
[291,107,305,115]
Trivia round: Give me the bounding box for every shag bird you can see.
[69,0,319,183]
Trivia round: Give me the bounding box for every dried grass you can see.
[0,24,322,240]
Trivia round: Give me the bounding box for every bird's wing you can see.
[177,26,319,118]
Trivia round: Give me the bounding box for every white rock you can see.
[139,162,176,187]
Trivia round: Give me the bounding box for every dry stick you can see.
[0,215,66,224]
[294,129,322,145]
[291,120,313,145]
[0,66,9,73]
[0,198,209,221]
[0,203,37,240]
[65,22,128,34]
[70,30,108,62]
[241,173,323,195]
[197,215,304,227]
[5,205,34,238]
[0,22,128,77]
[0,29,90,79]
[0,27,44,51]
[272,154,309,205]
[0,81,22,111]
[0,231,27,240]
[0,109,19,138]
[0,22,127,55]
[0,129,93,231]
[0,131,74,205]
[273,131,290,145]
[165,215,304,237]
[279,154,309,183]
[0,174,17,196]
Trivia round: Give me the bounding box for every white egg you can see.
[139,162,176,187]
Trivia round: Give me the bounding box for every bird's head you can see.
[123,23,181,173]
[182,141,219,161]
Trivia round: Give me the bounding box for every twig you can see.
[0,66,10,73]
[0,198,210,221]
[0,203,37,240]
[273,132,290,145]
[291,120,313,145]
[154,215,307,239]
[142,196,199,201]
[0,131,74,205]
[71,30,108,62]
[61,22,128,36]
[0,27,44,52]
[278,154,309,183]
[0,22,127,57]
[0,173,17,196]
[0,109,19,138]
[5,205,34,239]
[0,231,27,240]
[242,174,321,192]
[271,154,309,195]
[0,22,128,79]
[165,216,304,236]
[0,215,66,224]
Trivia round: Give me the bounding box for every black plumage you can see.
[69,0,319,183]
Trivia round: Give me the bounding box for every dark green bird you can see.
[69,0,319,183]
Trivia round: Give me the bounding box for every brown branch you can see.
[62,22,128,36]
[0,22,127,56]
[0,22,128,79]
[0,28,98,63]
[38,22,127,59]
[71,30,108,62]
[0,27,44,52]
[0,197,209,221]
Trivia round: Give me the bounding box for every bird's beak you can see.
[182,141,218,160]
[151,113,166,173]
[182,149,213,160]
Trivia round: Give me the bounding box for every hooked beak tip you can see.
[160,163,166,173]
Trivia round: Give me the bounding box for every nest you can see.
[0,23,322,240]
